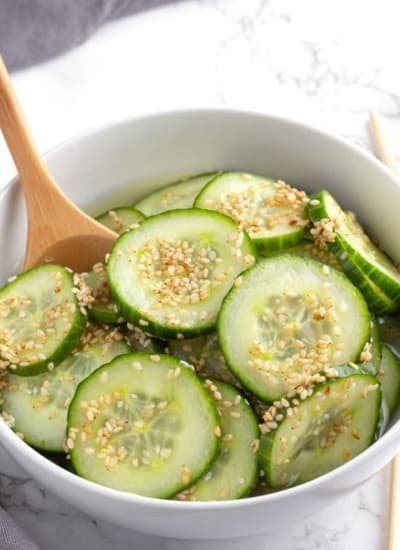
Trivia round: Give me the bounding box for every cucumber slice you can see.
[107,209,256,338]
[81,263,122,324]
[377,345,400,414]
[329,232,398,315]
[96,207,145,235]
[308,190,400,306]
[356,316,382,376]
[135,173,217,216]
[194,173,309,252]
[176,380,259,501]
[218,255,370,402]
[351,273,398,315]
[124,323,163,354]
[377,315,400,358]
[67,353,220,498]
[0,265,86,376]
[168,333,241,387]
[284,242,394,318]
[261,241,343,271]
[1,324,130,451]
[259,373,381,487]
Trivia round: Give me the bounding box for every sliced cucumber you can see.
[107,209,256,338]
[96,207,145,235]
[81,263,122,324]
[218,255,370,402]
[1,324,130,451]
[351,273,398,315]
[176,379,258,501]
[261,240,343,271]
[331,233,398,315]
[195,173,309,252]
[377,315,400,358]
[358,316,381,375]
[135,173,216,216]
[0,265,86,376]
[308,190,400,306]
[68,353,220,498]
[124,324,163,354]
[377,345,400,414]
[259,373,381,488]
[168,333,241,387]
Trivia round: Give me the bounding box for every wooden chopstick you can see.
[369,112,400,176]
[368,111,400,550]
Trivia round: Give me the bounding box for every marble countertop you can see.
[0,0,399,548]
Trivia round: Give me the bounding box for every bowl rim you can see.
[1,106,400,511]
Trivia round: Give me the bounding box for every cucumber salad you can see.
[1,171,400,500]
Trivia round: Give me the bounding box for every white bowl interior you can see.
[0,109,400,539]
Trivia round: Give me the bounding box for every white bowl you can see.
[0,109,399,540]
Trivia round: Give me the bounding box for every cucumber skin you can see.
[308,190,400,312]
[259,372,382,488]
[217,255,371,403]
[332,235,398,314]
[0,265,86,377]
[88,304,122,325]
[67,353,221,499]
[107,209,257,339]
[251,229,304,254]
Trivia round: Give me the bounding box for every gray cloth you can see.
[0,0,176,70]
[0,508,38,550]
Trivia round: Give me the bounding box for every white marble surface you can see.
[0,0,400,548]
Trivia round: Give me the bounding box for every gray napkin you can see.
[0,0,176,70]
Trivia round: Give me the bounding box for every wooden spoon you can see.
[0,55,117,273]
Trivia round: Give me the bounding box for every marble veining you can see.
[0,0,398,547]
